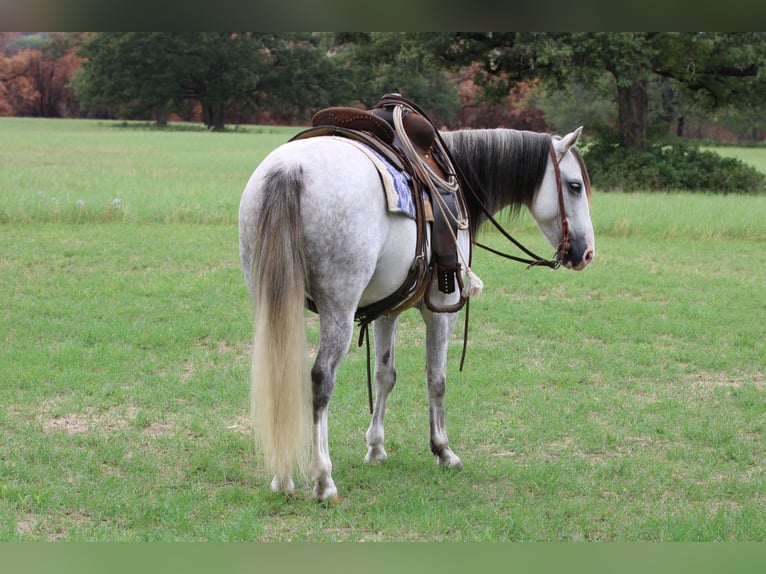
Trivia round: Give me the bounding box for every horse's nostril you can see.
[584,249,594,263]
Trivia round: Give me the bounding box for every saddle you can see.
[292,93,470,327]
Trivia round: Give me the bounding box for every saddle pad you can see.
[332,137,416,219]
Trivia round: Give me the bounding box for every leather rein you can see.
[452,140,570,375]
[468,142,571,270]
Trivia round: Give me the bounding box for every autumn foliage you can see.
[451,67,548,131]
[0,33,84,118]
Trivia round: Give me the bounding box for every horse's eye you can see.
[568,181,583,195]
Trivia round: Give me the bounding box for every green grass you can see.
[708,146,766,175]
[0,117,301,224]
[1,118,764,541]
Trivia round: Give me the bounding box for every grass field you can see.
[1,118,764,541]
[706,145,766,175]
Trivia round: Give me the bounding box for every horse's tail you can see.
[248,166,311,486]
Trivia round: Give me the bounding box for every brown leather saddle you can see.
[291,93,469,327]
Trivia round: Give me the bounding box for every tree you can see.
[75,33,273,129]
[25,33,83,117]
[230,33,348,125]
[333,33,461,125]
[423,32,766,148]
[0,32,83,118]
[76,33,213,126]
[181,33,257,130]
[73,33,357,130]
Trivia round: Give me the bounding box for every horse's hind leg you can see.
[421,306,463,470]
[365,313,400,463]
[310,311,355,502]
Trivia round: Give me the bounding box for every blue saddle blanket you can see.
[369,149,416,218]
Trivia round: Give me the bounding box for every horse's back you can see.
[239,136,419,312]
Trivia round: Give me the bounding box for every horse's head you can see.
[530,126,595,271]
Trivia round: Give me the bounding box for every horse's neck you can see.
[441,129,549,235]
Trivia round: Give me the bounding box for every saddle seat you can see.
[311,103,442,177]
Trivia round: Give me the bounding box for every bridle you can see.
[549,142,571,265]
[469,141,571,270]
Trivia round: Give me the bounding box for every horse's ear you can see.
[555,126,583,160]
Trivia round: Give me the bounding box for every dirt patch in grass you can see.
[34,397,246,440]
[686,371,765,392]
[40,404,138,434]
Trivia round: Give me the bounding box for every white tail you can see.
[248,167,312,486]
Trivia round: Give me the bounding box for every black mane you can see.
[440,129,551,238]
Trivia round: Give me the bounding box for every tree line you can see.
[2,32,766,149]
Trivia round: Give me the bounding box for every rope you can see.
[393,105,460,194]
[393,105,483,298]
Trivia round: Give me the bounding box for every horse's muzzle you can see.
[561,236,595,271]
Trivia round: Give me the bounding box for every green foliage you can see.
[73,33,190,121]
[1,32,49,56]
[73,33,347,130]
[533,76,616,135]
[257,33,353,120]
[332,33,461,123]
[71,32,461,131]
[583,137,766,193]
[426,32,766,148]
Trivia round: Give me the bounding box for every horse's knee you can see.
[428,375,446,398]
[375,366,396,393]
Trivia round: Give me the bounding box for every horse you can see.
[238,124,595,502]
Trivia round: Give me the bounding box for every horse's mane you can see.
[440,129,551,237]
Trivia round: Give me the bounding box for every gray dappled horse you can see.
[239,125,595,502]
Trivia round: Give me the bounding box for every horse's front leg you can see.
[420,306,463,470]
[365,313,400,463]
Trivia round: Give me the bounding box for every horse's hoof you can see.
[314,491,339,505]
[270,475,296,496]
[312,480,338,504]
[364,448,388,464]
[437,454,463,471]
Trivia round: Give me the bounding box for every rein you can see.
[460,141,570,270]
[379,93,571,269]
[450,138,570,375]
